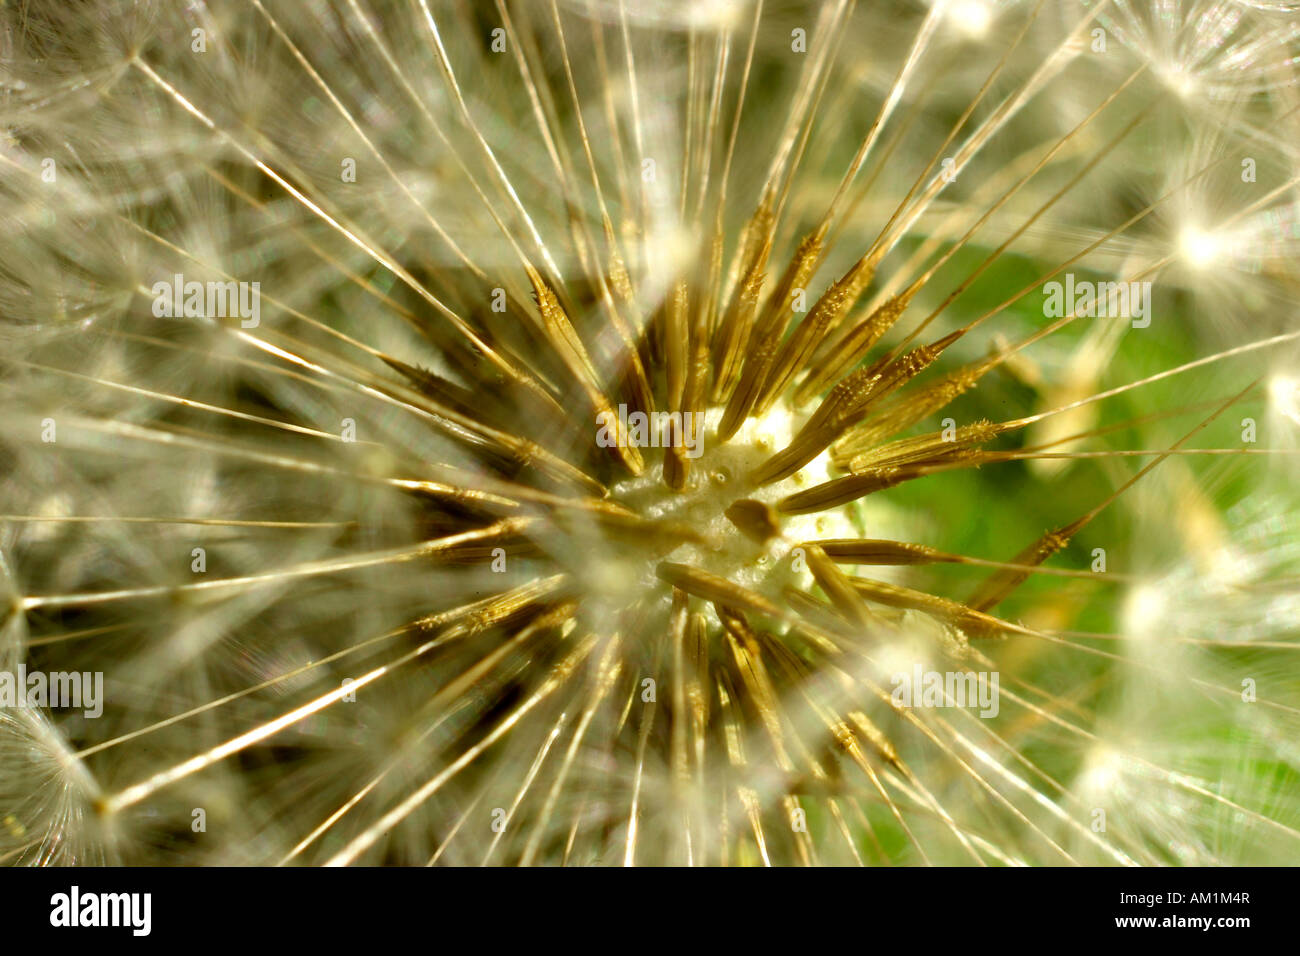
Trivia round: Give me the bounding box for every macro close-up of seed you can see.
[1,0,1298,873]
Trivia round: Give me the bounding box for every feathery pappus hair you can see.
[1,0,1299,866]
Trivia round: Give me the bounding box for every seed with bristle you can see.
[816,539,959,566]
[754,269,858,414]
[796,291,912,406]
[833,362,986,458]
[849,577,1012,641]
[718,227,826,439]
[844,419,1003,472]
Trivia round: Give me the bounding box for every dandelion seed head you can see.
[1100,0,1300,100]
[3,0,1299,867]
